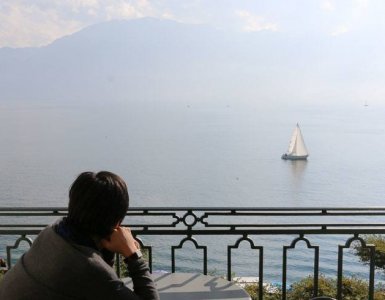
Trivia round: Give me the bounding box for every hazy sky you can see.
[1,0,383,48]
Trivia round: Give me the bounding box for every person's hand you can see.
[100,226,139,258]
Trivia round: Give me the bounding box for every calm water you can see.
[1,100,385,283]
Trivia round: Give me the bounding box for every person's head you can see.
[67,171,129,239]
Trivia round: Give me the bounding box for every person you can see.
[0,171,159,300]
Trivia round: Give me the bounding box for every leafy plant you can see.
[243,283,281,300]
[242,275,383,300]
[354,234,385,271]
[288,275,336,300]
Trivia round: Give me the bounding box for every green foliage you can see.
[288,275,336,300]
[242,275,385,300]
[336,276,368,300]
[243,283,281,300]
[288,275,374,300]
[116,254,129,277]
[354,234,385,271]
[373,283,385,300]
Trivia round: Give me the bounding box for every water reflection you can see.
[289,160,307,184]
[284,160,308,201]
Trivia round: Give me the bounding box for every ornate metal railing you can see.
[1,207,385,300]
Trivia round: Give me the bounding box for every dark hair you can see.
[67,171,129,238]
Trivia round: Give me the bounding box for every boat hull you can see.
[281,154,308,160]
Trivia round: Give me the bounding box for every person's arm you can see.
[125,257,158,299]
[101,226,159,300]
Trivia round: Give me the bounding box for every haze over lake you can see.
[1,18,384,209]
[1,99,384,283]
[1,100,384,208]
[1,16,385,284]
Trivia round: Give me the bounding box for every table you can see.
[123,272,251,300]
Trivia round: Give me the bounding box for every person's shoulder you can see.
[31,224,68,250]
[73,246,119,281]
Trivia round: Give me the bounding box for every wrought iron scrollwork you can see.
[6,234,33,268]
[282,234,319,300]
[181,211,199,228]
[171,235,207,274]
[1,206,385,300]
[337,234,375,300]
[228,234,263,299]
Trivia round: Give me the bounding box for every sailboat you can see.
[281,124,309,160]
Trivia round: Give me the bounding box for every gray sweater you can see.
[0,226,159,300]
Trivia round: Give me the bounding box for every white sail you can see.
[282,124,308,160]
[287,126,298,154]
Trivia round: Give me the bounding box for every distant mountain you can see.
[1,18,384,105]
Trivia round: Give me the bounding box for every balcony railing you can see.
[1,207,385,300]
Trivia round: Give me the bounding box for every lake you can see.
[0,100,384,283]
